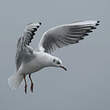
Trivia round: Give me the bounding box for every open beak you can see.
[60,65,67,71]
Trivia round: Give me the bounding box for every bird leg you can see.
[29,74,33,93]
[23,74,27,94]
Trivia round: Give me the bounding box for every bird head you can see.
[52,57,67,71]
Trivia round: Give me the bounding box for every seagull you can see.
[8,20,100,93]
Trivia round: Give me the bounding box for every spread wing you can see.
[38,20,100,53]
[16,22,41,70]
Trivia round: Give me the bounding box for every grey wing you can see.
[16,22,42,70]
[38,20,100,53]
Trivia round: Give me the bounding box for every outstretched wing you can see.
[17,22,41,47]
[16,22,41,70]
[38,20,100,53]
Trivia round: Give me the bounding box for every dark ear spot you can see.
[53,59,56,62]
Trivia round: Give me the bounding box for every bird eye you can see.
[53,59,60,65]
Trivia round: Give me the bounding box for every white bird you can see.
[8,20,100,93]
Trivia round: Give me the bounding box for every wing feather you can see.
[16,22,41,70]
[38,20,100,53]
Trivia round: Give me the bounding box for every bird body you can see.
[20,51,58,75]
[8,20,100,93]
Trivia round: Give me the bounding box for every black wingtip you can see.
[84,33,89,36]
[33,28,37,31]
[96,20,100,26]
[97,20,100,23]
[87,30,93,33]
[91,26,96,29]
[37,26,40,28]
[39,22,42,25]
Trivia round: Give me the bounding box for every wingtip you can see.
[39,22,42,25]
[97,20,100,23]
[96,20,100,26]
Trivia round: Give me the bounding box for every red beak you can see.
[60,65,67,71]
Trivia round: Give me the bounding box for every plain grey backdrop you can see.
[0,0,109,110]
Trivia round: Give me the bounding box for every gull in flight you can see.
[8,20,100,93]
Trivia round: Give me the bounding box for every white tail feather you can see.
[8,73,23,90]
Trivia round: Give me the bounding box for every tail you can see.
[8,73,23,90]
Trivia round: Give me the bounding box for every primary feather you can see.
[38,20,100,53]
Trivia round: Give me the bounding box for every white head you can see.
[51,56,67,71]
[40,52,67,71]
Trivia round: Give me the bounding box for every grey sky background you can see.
[0,0,109,110]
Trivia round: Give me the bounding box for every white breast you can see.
[20,51,52,75]
[19,51,54,75]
